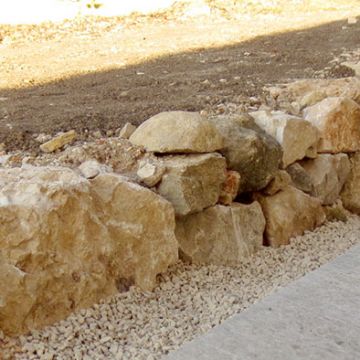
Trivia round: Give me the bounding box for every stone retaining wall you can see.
[1,77,360,336]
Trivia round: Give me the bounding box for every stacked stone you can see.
[1,77,360,336]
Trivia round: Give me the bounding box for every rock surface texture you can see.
[209,114,282,192]
[176,202,266,265]
[255,186,326,247]
[300,154,350,205]
[0,167,178,335]
[341,152,360,215]
[218,170,241,205]
[157,153,226,216]
[250,110,318,167]
[286,162,314,194]
[129,111,223,153]
[303,97,360,153]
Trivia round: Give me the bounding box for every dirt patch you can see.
[0,3,359,152]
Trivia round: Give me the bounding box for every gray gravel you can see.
[2,216,360,360]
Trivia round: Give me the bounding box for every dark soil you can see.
[0,8,359,152]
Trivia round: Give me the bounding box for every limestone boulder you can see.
[250,110,318,167]
[303,97,360,153]
[255,186,326,247]
[341,152,360,215]
[0,167,178,335]
[129,111,223,153]
[209,114,282,192]
[176,202,266,265]
[157,153,226,216]
[300,153,350,205]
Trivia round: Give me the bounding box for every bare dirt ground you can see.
[0,1,360,152]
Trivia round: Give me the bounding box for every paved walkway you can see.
[166,244,360,360]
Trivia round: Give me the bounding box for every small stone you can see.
[136,160,165,187]
[40,130,77,153]
[78,160,109,179]
[218,170,241,205]
[119,123,137,139]
[348,17,357,24]
[35,133,52,144]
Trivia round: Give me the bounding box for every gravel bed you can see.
[2,217,360,360]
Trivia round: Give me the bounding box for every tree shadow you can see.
[0,16,359,151]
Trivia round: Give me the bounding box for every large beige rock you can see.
[157,153,226,216]
[209,114,282,192]
[0,167,178,335]
[255,186,326,247]
[303,97,360,153]
[129,111,223,153]
[250,110,318,167]
[176,202,265,265]
[300,154,350,205]
[341,152,360,215]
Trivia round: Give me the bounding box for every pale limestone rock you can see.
[341,152,360,214]
[219,170,241,205]
[136,160,165,187]
[40,130,76,153]
[0,167,177,335]
[262,170,291,196]
[209,114,282,192]
[300,153,350,205]
[129,111,223,153]
[267,77,360,107]
[300,90,327,109]
[286,162,314,194]
[176,202,265,265]
[255,186,326,247]
[119,122,136,139]
[78,160,111,179]
[157,153,226,216]
[303,97,360,153]
[250,110,318,167]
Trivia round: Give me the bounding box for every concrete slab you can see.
[165,244,360,360]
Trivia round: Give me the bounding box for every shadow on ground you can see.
[0,16,359,151]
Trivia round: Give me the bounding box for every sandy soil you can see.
[0,2,359,152]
